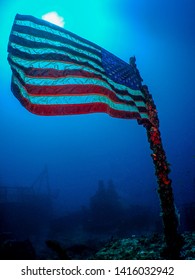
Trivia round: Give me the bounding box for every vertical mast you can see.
[130,57,183,259]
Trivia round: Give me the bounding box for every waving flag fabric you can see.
[7,14,149,123]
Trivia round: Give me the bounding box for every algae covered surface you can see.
[0,231,194,260]
[92,232,195,260]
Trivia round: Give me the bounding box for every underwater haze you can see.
[0,0,195,258]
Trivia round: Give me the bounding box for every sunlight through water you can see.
[42,11,65,27]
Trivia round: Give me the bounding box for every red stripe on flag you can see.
[26,67,103,79]
[24,84,138,107]
[14,87,144,119]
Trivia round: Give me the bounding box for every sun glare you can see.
[42,12,65,28]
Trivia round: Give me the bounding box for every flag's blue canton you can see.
[102,49,142,90]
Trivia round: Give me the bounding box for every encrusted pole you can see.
[130,57,183,259]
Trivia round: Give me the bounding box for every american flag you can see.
[7,14,149,123]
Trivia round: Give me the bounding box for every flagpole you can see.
[130,58,183,259]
